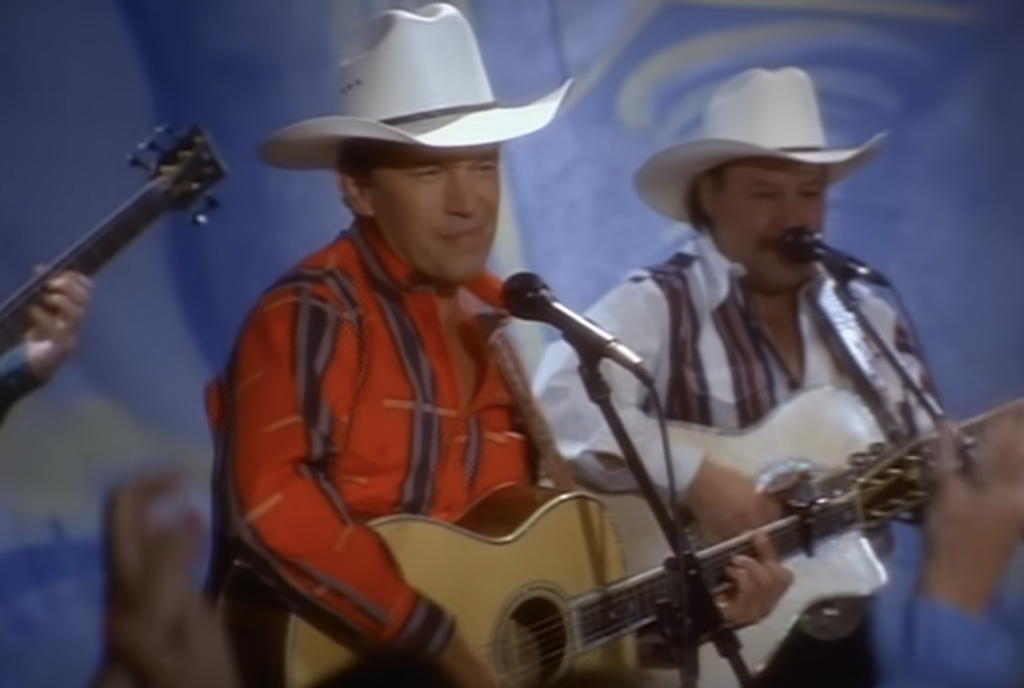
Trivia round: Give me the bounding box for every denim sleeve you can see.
[0,344,43,425]
[871,523,1024,688]
[990,548,1024,647]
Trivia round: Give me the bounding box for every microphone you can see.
[779,227,890,287]
[502,271,653,385]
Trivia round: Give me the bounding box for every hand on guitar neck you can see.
[686,458,793,626]
[22,268,92,379]
[922,413,1024,615]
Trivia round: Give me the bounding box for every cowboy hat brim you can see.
[634,132,888,223]
[259,80,572,170]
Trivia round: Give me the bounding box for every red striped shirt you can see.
[206,224,531,656]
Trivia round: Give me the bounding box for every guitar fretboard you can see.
[572,490,860,649]
[0,177,172,353]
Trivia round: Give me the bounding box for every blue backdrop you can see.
[1,0,1022,684]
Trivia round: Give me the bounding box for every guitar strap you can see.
[807,274,908,442]
[476,312,576,491]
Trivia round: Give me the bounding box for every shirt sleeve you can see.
[218,285,454,658]
[871,524,1024,688]
[0,344,44,425]
[532,276,705,494]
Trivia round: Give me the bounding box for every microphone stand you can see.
[789,231,976,470]
[571,341,753,688]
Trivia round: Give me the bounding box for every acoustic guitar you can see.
[218,412,944,688]
[601,386,1023,685]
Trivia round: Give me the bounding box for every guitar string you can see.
[489,514,850,686]
[472,508,856,683]
[487,444,938,679]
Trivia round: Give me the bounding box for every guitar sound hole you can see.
[495,596,568,687]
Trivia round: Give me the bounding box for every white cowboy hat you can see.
[634,67,887,222]
[259,3,571,170]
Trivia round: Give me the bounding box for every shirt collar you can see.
[681,230,748,308]
[352,221,506,310]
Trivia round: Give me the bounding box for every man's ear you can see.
[336,172,374,218]
[695,173,720,219]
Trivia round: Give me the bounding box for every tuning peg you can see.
[154,123,188,141]
[127,151,154,173]
[859,476,889,490]
[190,195,220,226]
[847,451,871,469]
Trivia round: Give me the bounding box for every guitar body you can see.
[219,486,636,688]
[600,386,889,686]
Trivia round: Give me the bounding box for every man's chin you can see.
[745,271,812,296]
[425,262,487,289]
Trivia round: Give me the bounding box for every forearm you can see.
[230,450,455,656]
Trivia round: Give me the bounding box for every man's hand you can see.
[104,471,241,688]
[687,458,781,543]
[715,533,793,627]
[922,413,1024,615]
[25,268,92,378]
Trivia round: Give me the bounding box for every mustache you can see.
[761,226,820,250]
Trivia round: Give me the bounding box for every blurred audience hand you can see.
[100,471,240,688]
[923,413,1024,614]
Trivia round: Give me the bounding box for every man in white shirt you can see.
[533,67,933,686]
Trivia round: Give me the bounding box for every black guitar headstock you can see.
[128,125,227,225]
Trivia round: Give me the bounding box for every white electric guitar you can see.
[600,385,1022,687]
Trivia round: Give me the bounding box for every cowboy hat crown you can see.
[634,67,887,223]
[340,3,494,125]
[260,3,570,170]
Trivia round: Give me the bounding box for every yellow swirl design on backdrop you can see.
[617,19,925,131]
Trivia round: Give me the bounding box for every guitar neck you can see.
[0,177,173,353]
[571,493,859,650]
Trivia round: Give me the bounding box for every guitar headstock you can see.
[129,125,227,225]
[852,438,933,528]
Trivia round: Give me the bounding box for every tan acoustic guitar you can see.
[217,431,936,688]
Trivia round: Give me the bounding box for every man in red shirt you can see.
[205,5,791,688]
